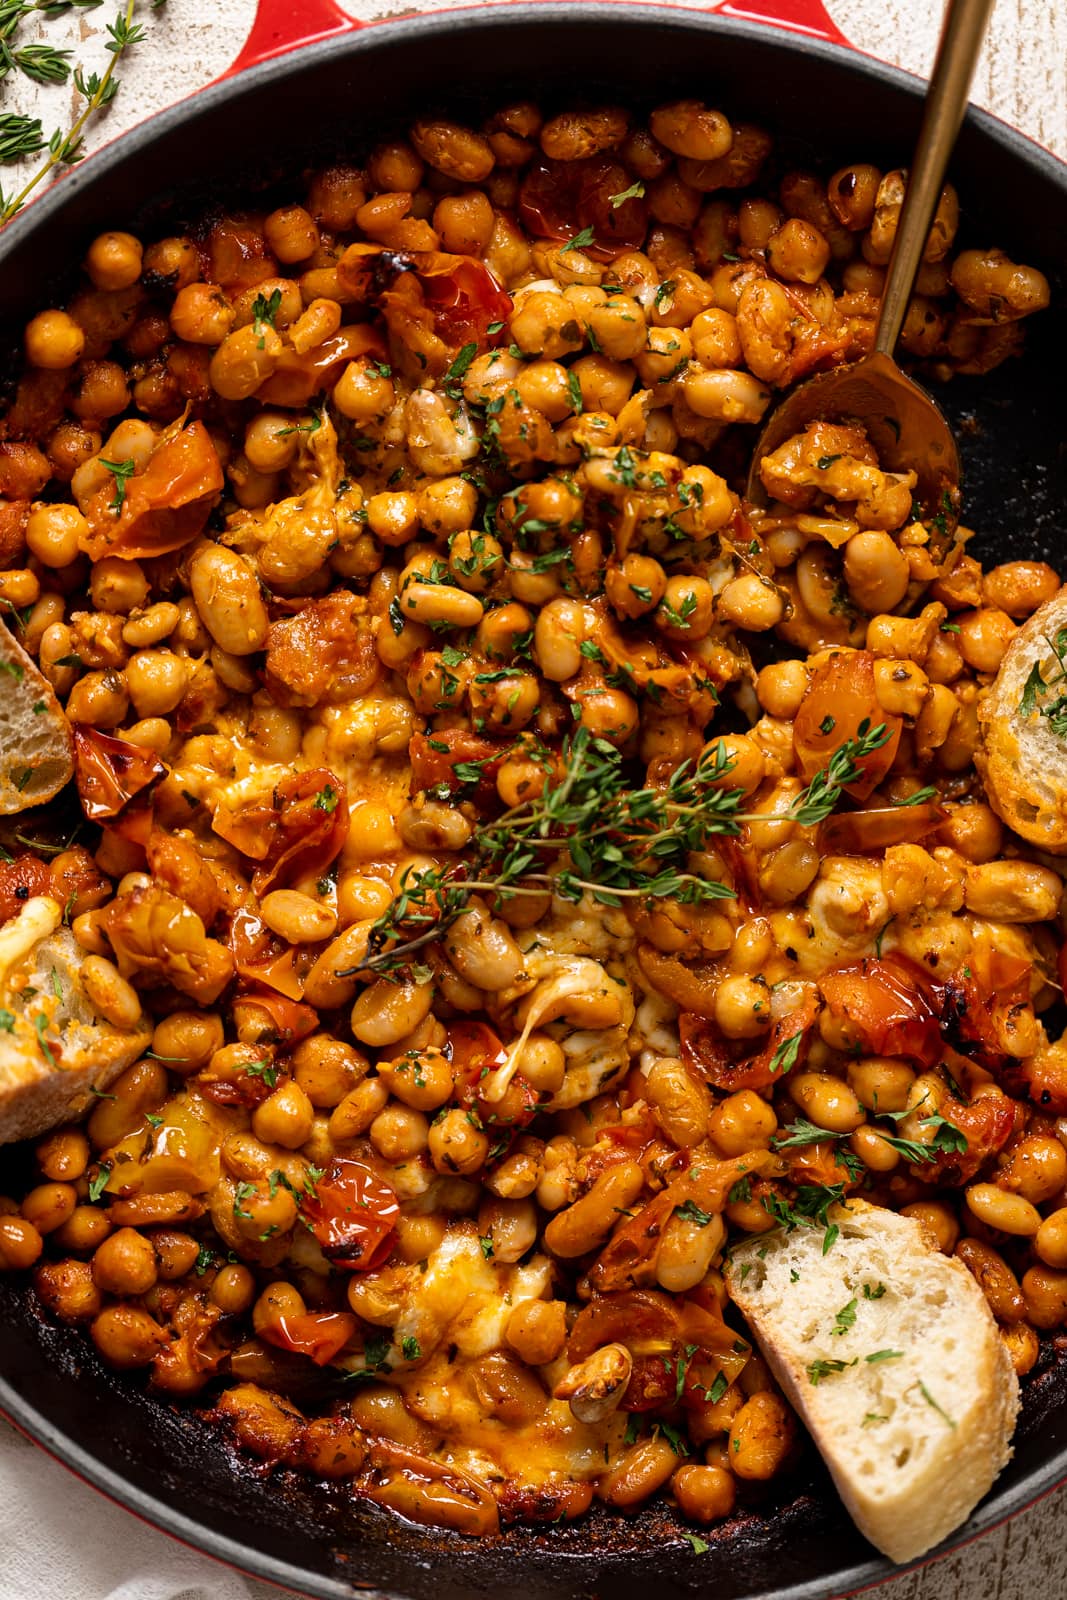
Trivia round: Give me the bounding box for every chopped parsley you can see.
[768,1030,803,1077]
[918,1380,956,1428]
[88,1163,111,1202]
[831,1298,858,1337]
[99,456,137,512]
[610,180,645,208]
[251,287,282,347]
[807,1357,856,1385]
[560,225,596,253]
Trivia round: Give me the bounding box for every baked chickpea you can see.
[428,1108,489,1176]
[766,218,830,284]
[25,503,87,568]
[0,1216,44,1270]
[717,571,784,631]
[91,1305,167,1368]
[411,118,494,182]
[151,1231,200,1280]
[901,1200,959,1254]
[252,1081,316,1150]
[292,1036,367,1109]
[86,231,143,291]
[728,1393,795,1480]
[34,1257,100,1319]
[170,283,235,345]
[25,309,85,369]
[650,100,732,162]
[713,976,773,1041]
[1022,1265,1067,1330]
[206,1263,254,1315]
[36,1127,90,1183]
[506,1299,567,1365]
[955,607,1016,674]
[709,1091,777,1155]
[378,1048,453,1111]
[92,1227,158,1295]
[937,803,1003,863]
[672,1463,736,1523]
[982,561,1059,617]
[844,530,911,614]
[151,1012,223,1074]
[756,659,808,719]
[264,204,320,263]
[125,648,188,717]
[828,163,881,230]
[790,1073,864,1134]
[21,1182,77,1235]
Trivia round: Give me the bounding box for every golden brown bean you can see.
[20,1182,77,1235]
[543,1161,645,1258]
[0,1215,43,1270]
[728,1392,794,1480]
[965,1183,1041,1237]
[92,1227,158,1295]
[1023,1265,1067,1329]
[34,1257,101,1319]
[671,1463,736,1523]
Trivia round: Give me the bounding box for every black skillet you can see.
[1,6,1066,1597]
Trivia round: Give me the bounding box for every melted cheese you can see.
[0,896,60,990]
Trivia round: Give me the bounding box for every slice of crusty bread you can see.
[725,1201,1019,1564]
[977,586,1067,851]
[0,622,74,813]
[0,897,152,1143]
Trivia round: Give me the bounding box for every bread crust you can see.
[977,586,1067,851]
[726,1202,1019,1564]
[0,903,151,1143]
[0,622,74,814]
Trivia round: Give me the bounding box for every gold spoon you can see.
[746,0,995,563]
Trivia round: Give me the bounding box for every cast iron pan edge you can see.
[1,8,1066,1599]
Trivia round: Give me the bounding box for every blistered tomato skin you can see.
[0,97,1055,1547]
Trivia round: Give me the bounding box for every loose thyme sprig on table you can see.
[0,0,162,225]
[363,720,900,975]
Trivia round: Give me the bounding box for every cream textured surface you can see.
[0,1,1065,1597]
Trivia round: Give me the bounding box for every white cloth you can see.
[0,1420,272,1600]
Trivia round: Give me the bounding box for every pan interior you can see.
[0,9,1064,1599]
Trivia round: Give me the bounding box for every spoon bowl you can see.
[745,0,992,569]
[744,350,961,563]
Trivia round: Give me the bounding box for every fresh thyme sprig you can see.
[0,0,158,224]
[364,728,744,972]
[364,719,895,975]
[790,718,891,826]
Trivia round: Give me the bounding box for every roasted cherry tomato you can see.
[793,649,901,802]
[212,768,349,897]
[518,156,649,258]
[680,990,819,1093]
[72,726,166,821]
[819,800,945,854]
[260,1311,358,1366]
[0,853,51,923]
[819,954,942,1067]
[80,420,223,560]
[302,1158,400,1272]
[258,326,387,408]
[409,729,513,807]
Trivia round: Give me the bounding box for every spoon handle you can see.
[875,0,995,357]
